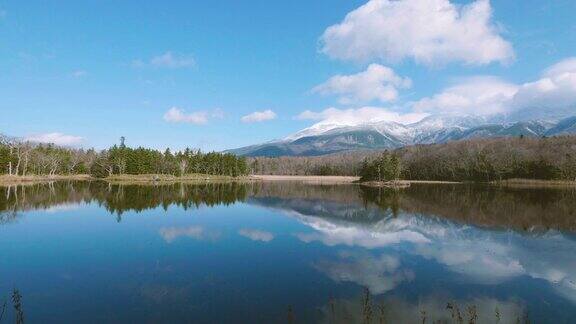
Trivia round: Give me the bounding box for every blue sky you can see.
[1,0,575,151]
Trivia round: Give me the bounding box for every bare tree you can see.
[179,159,188,176]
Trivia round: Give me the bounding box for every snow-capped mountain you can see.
[228,115,576,157]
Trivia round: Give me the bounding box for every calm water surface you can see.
[1,181,576,323]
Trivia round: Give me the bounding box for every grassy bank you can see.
[0,173,257,186]
[492,178,576,188]
[252,175,360,184]
[103,173,258,184]
[2,174,575,188]
[0,174,92,186]
[252,176,461,186]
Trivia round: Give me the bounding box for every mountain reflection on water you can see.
[1,181,576,323]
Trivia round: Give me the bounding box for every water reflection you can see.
[1,181,576,322]
[159,226,221,243]
[314,251,414,295]
[319,292,526,324]
[238,228,275,242]
[0,181,249,222]
[394,184,576,232]
[3,181,576,232]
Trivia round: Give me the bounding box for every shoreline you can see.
[250,175,360,184]
[1,174,575,188]
[104,174,258,185]
[252,175,463,185]
[0,174,93,186]
[491,179,576,188]
[0,174,258,186]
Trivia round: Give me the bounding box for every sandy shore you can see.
[0,174,93,186]
[104,174,258,184]
[252,175,360,183]
[3,174,573,188]
[406,180,462,184]
[0,174,256,186]
[492,179,576,188]
[252,175,465,185]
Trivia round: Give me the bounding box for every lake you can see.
[1,181,575,323]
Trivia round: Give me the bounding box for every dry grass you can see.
[406,180,462,184]
[492,178,576,188]
[252,175,360,184]
[0,174,92,186]
[0,173,257,186]
[360,180,412,188]
[254,176,464,186]
[104,173,258,184]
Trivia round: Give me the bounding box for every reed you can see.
[377,302,386,324]
[286,305,295,324]
[0,299,6,322]
[361,288,373,324]
[420,310,427,324]
[466,305,477,324]
[11,289,24,324]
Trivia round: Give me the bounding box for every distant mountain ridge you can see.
[228,115,576,157]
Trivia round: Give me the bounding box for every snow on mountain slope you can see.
[228,115,576,157]
[284,123,347,141]
[287,115,487,144]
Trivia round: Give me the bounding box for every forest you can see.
[249,136,576,182]
[0,136,249,178]
[2,134,576,182]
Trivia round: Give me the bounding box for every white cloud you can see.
[320,0,514,66]
[25,133,84,146]
[296,106,428,126]
[159,226,220,243]
[238,228,275,242]
[543,57,576,77]
[289,58,576,137]
[312,64,411,104]
[163,107,223,125]
[412,76,518,116]
[71,70,87,78]
[512,57,576,116]
[133,51,195,69]
[295,58,576,125]
[240,110,277,123]
[211,108,225,119]
[164,107,207,124]
[411,57,576,118]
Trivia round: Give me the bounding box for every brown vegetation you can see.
[252,175,358,184]
[248,136,576,182]
[0,174,92,186]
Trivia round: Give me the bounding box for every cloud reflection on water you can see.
[289,209,576,303]
[238,228,275,242]
[159,226,221,243]
[314,250,413,295]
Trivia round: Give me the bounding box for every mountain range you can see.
[229,115,576,157]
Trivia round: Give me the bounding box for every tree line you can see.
[249,136,576,182]
[0,136,249,178]
[358,153,402,182]
[3,134,575,182]
[1,181,249,229]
